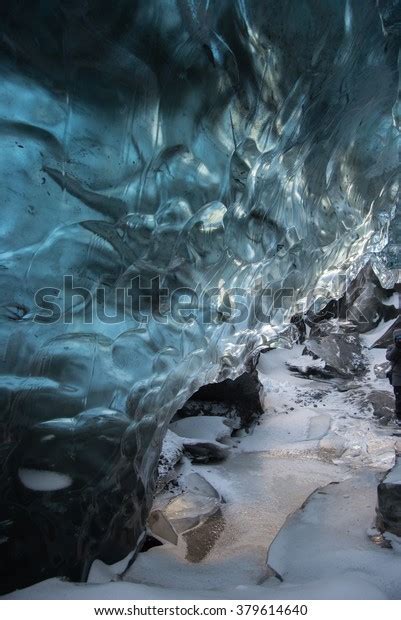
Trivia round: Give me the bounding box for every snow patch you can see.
[18,468,72,491]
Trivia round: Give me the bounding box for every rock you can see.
[288,320,366,380]
[309,319,358,339]
[175,370,263,428]
[336,381,359,392]
[370,315,401,349]
[303,327,366,379]
[346,281,391,333]
[367,527,393,550]
[377,456,401,537]
[344,263,398,333]
[138,534,163,553]
[305,300,342,326]
[183,441,229,463]
[286,355,326,378]
[374,362,392,380]
[362,390,394,423]
[289,313,307,344]
[305,262,399,338]
[174,399,240,423]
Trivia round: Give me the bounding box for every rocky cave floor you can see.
[5,321,401,600]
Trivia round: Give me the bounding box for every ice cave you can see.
[1,0,401,601]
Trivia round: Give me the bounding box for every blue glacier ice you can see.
[0,0,399,592]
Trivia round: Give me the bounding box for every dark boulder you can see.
[370,315,401,349]
[304,263,399,338]
[308,319,358,339]
[362,390,394,424]
[376,456,401,537]
[374,361,392,379]
[303,325,366,379]
[175,369,263,429]
[346,281,392,333]
[183,441,228,464]
[343,264,398,333]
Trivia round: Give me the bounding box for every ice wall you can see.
[0,0,399,591]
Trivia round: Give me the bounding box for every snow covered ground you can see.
[4,339,401,600]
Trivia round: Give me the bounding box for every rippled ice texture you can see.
[0,0,400,589]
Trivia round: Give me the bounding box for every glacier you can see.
[0,0,400,592]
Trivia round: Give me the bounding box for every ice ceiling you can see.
[0,0,400,591]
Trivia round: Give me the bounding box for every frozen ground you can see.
[5,340,401,600]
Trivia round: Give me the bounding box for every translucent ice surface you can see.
[0,0,400,589]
